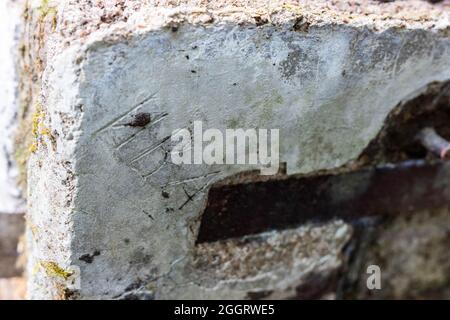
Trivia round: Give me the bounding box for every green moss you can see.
[227,118,240,129]
[259,90,284,123]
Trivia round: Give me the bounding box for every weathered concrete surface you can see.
[24,1,450,299]
[0,0,26,214]
[182,221,351,300]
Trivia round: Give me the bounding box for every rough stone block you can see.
[23,1,450,299]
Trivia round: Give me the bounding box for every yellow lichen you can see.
[38,261,73,280]
[40,127,51,136]
[26,217,39,238]
[29,102,56,152]
[32,262,40,276]
[283,3,303,15]
[30,102,45,153]
[29,142,38,153]
[38,0,57,19]
[38,0,58,31]
[31,104,43,137]
[14,0,53,191]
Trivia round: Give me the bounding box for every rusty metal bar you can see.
[197,160,450,243]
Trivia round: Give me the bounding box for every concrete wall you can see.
[13,1,450,299]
